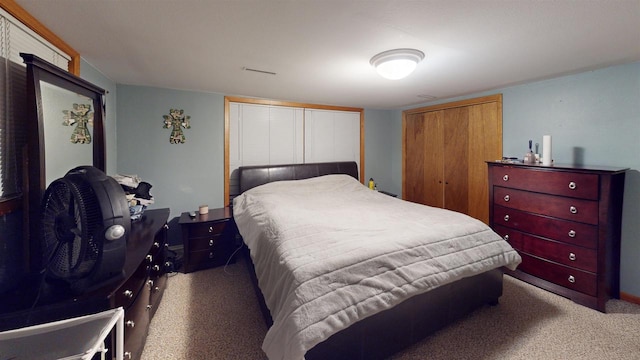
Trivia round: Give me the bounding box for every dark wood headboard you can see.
[238,161,359,193]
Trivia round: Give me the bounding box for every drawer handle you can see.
[568,230,576,238]
[126,320,135,328]
[568,275,575,283]
[568,181,577,190]
[123,290,134,299]
[208,226,214,233]
[209,239,215,247]
[503,195,510,202]
[502,174,509,181]
[124,352,132,360]
[503,215,510,222]
[503,234,510,241]
[153,241,160,249]
[569,253,576,261]
[209,251,215,259]
[152,265,160,271]
[147,279,154,288]
[164,224,169,230]
[570,206,578,214]
[146,304,153,311]
[146,254,153,263]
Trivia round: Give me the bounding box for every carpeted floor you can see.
[141,256,640,360]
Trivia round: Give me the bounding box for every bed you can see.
[232,161,521,360]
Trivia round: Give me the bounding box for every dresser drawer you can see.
[493,205,598,248]
[494,187,599,225]
[493,225,597,272]
[491,166,599,200]
[114,264,149,310]
[518,252,597,296]
[123,279,151,360]
[187,221,228,237]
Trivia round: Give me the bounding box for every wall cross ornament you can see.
[163,109,191,144]
[62,103,93,144]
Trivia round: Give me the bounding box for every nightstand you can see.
[179,207,239,273]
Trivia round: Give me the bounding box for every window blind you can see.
[0,8,70,200]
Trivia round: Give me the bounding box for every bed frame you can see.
[237,161,504,360]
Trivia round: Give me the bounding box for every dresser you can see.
[179,207,239,273]
[114,208,170,359]
[487,162,627,311]
[0,208,170,359]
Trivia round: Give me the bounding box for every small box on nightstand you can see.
[179,207,240,273]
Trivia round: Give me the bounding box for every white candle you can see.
[542,135,552,165]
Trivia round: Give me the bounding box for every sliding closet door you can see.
[304,109,360,171]
[228,102,304,196]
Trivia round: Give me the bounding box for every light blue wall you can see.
[391,62,640,297]
[364,109,394,193]
[116,86,226,223]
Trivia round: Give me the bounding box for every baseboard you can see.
[620,291,640,305]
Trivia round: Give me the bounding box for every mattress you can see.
[233,174,521,360]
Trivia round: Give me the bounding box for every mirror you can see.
[41,82,96,185]
[22,53,106,273]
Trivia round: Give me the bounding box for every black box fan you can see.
[40,166,130,294]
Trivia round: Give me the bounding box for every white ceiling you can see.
[15,0,640,110]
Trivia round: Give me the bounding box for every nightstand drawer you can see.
[188,234,226,251]
[189,248,232,269]
[493,225,597,272]
[494,187,598,225]
[491,166,599,200]
[493,205,597,248]
[188,222,228,237]
[518,252,597,296]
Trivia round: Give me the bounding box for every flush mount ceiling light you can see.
[370,48,425,80]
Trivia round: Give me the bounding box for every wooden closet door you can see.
[402,94,502,224]
[467,102,501,224]
[422,111,445,207]
[443,107,469,214]
[404,113,427,203]
[404,111,444,207]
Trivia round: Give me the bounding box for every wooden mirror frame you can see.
[22,53,106,273]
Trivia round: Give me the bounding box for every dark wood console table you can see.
[0,208,170,359]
